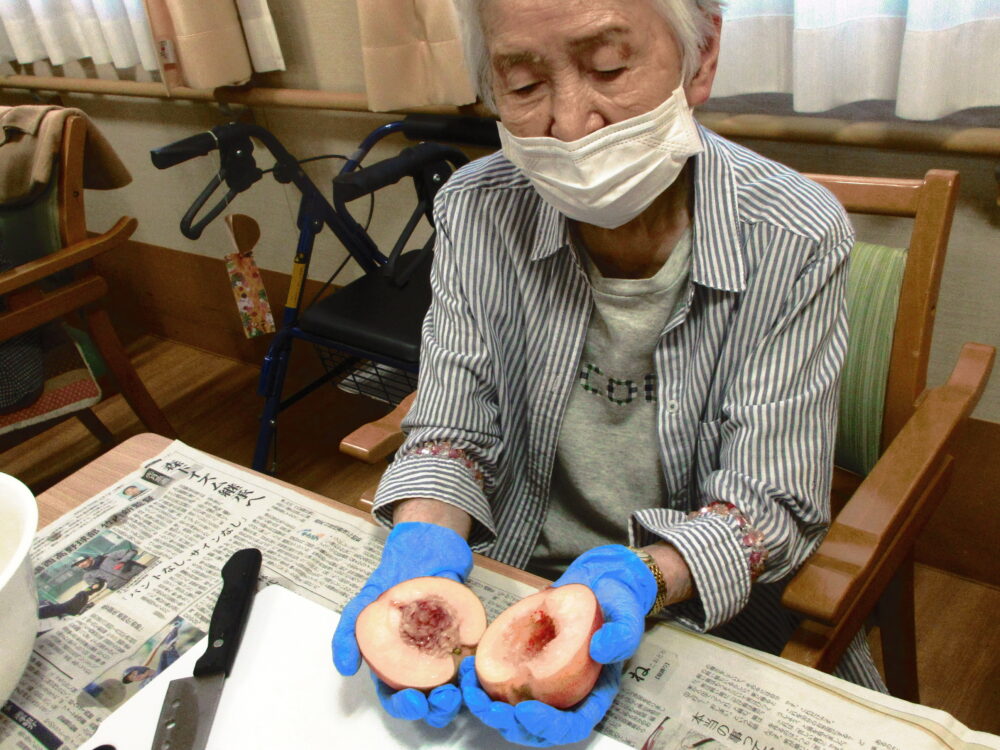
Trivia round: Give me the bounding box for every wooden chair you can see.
[337,169,995,702]
[778,170,994,701]
[0,113,175,445]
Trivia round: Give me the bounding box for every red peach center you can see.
[397,596,460,656]
[504,609,558,663]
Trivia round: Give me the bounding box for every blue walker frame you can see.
[151,118,491,473]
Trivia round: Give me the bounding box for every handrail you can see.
[3,74,1000,158]
[0,74,441,115]
[695,111,1000,159]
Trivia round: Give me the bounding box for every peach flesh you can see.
[356,576,487,692]
[475,583,603,709]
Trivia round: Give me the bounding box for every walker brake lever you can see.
[177,131,263,240]
[180,174,239,240]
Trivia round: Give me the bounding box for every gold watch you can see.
[629,546,670,615]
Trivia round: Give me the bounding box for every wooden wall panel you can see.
[916,418,1000,588]
[94,237,329,365]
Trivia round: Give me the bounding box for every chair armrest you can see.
[0,216,137,297]
[782,342,995,624]
[1,275,108,341]
[339,391,416,464]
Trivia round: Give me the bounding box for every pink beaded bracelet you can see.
[402,441,485,489]
[688,501,768,581]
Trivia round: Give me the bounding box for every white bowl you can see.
[0,473,39,705]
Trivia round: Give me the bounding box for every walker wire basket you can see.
[313,348,418,406]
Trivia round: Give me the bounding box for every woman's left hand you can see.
[459,657,622,747]
[552,544,658,664]
[458,545,657,745]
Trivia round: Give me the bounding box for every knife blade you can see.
[150,548,262,750]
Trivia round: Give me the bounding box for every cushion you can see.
[0,172,67,413]
[835,240,907,476]
[0,322,101,436]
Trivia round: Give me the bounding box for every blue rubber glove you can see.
[458,545,654,746]
[459,657,622,747]
[552,544,657,664]
[371,671,464,729]
[332,521,473,728]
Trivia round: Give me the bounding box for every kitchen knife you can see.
[150,548,262,750]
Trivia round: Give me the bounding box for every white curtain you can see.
[0,0,285,80]
[0,0,157,71]
[0,0,159,70]
[714,0,1000,120]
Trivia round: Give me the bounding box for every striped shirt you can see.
[373,126,884,689]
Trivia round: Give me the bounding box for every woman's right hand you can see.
[331,521,473,727]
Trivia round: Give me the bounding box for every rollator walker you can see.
[152,114,499,473]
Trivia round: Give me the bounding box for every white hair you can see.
[454,0,725,111]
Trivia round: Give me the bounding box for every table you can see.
[35,432,548,589]
[33,435,1000,749]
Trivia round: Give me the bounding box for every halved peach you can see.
[356,576,487,692]
[475,583,603,709]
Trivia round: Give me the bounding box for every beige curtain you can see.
[356,0,475,111]
[150,0,251,89]
[143,0,284,91]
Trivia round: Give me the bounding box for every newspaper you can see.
[1,440,996,750]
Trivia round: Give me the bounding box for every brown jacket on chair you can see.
[0,105,131,205]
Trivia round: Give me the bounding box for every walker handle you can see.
[400,114,501,150]
[333,143,468,203]
[150,131,218,169]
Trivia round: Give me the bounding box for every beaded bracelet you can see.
[401,441,485,489]
[687,501,768,581]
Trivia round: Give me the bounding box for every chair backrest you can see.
[56,114,89,247]
[806,171,960,475]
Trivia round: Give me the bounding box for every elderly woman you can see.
[334,0,884,744]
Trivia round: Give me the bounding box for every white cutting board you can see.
[83,585,627,750]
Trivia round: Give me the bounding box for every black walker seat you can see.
[151,116,499,474]
[297,248,432,405]
[298,248,432,366]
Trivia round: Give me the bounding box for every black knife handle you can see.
[193,548,262,678]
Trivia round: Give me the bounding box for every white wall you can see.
[67,94,439,287]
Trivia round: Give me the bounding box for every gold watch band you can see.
[629,546,670,615]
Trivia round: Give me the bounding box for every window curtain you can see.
[355,0,475,112]
[0,0,285,89]
[0,0,158,71]
[713,1,1000,120]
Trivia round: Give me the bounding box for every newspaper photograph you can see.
[1,440,997,750]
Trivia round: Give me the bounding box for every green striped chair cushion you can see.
[835,240,907,476]
[0,174,62,266]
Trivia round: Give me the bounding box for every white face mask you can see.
[497,85,703,229]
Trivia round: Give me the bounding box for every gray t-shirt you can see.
[529,229,692,578]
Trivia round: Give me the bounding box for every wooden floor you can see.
[2,335,998,735]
